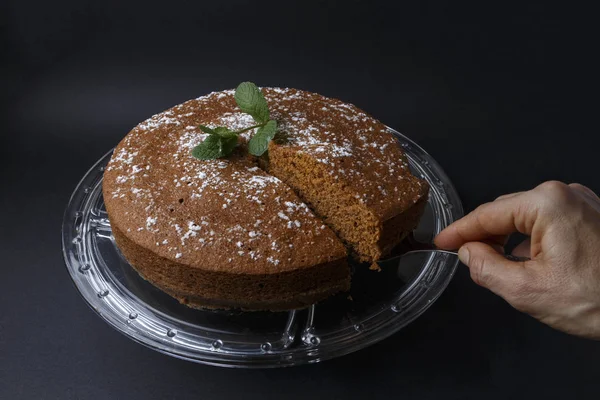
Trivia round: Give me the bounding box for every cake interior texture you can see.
[268,146,429,262]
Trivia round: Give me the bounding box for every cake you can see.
[103,87,429,311]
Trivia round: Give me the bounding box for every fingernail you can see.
[458,247,470,265]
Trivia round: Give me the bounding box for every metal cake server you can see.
[378,233,531,263]
[376,244,530,283]
[387,246,530,263]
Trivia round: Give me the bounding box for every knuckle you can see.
[472,202,490,214]
[513,199,537,233]
[473,204,496,230]
[535,180,575,209]
[494,191,522,202]
[495,193,509,201]
[537,180,568,195]
[569,182,600,200]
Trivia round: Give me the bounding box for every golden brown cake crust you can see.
[112,225,350,311]
[103,87,428,310]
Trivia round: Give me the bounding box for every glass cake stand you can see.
[62,128,463,368]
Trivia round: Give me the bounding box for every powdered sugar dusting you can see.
[266,88,412,207]
[105,86,415,270]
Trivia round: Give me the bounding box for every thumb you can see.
[459,242,530,299]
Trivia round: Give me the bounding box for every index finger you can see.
[434,192,539,250]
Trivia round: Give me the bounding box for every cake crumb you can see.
[369,262,382,272]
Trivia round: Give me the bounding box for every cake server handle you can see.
[398,249,531,262]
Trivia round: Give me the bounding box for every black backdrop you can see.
[1,1,599,399]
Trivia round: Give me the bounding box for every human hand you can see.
[435,181,600,340]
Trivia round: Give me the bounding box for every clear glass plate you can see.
[62,128,463,368]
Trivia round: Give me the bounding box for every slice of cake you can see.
[103,86,428,311]
[265,88,429,262]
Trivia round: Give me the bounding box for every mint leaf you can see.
[191,134,238,160]
[220,134,239,155]
[213,127,238,139]
[248,120,277,156]
[199,125,237,138]
[198,125,218,135]
[191,135,223,160]
[235,82,270,124]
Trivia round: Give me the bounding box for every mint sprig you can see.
[191,134,237,160]
[248,119,277,156]
[191,82,277,160]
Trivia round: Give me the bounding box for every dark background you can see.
[1,1,599,399]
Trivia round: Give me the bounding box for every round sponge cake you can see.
[103,87,428,310]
